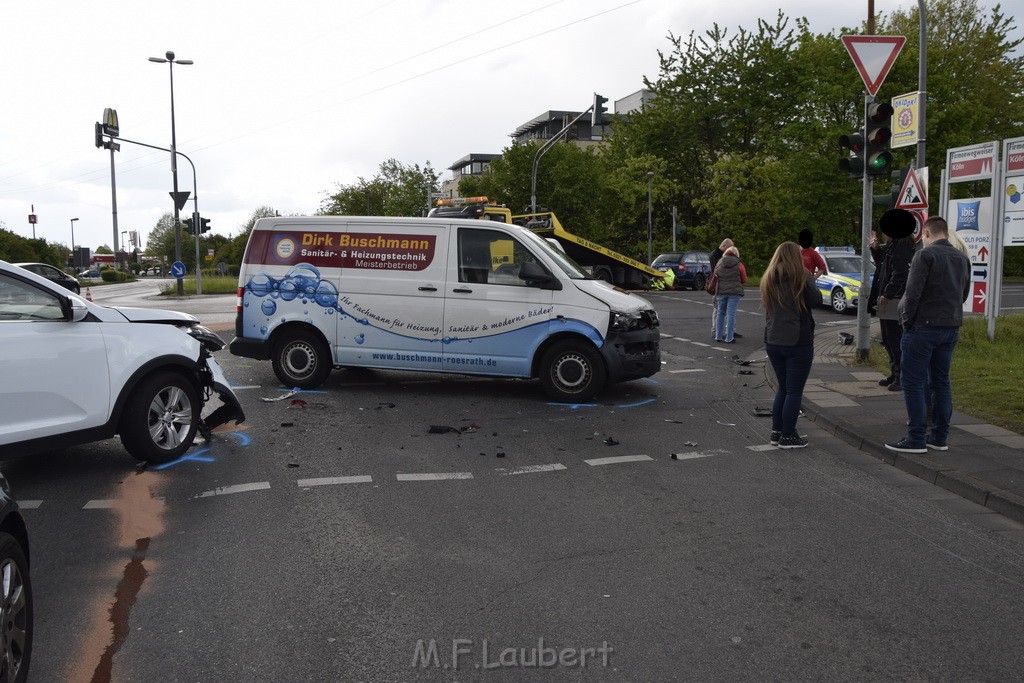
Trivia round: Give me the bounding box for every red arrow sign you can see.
[842,35,906,96]
[978,245,989,261]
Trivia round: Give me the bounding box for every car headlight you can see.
[609,310,658,332]
[848,284,860,293]
[184,324,226,351]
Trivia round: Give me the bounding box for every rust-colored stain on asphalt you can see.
[66,471,166,683]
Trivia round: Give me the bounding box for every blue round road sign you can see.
[170,261,187,279]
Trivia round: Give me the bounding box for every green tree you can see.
[321,159,439,217]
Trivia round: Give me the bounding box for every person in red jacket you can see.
[798,229,826,278]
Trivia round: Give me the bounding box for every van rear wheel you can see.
[539,340,607,403]
[273,329,332,389]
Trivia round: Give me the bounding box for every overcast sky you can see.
[2,0,918,253]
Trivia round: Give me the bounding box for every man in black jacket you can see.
[868,211,915,391]
[885,215,971,455]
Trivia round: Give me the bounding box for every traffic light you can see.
[183,217,195,235]
[592,93,608,127]
[199,217,211,234]
[873,166,909,209]
[94,122,104,149]
[839,130,865,179]
[864,102,894,177]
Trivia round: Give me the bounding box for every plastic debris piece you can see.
[716,421,736,426]
[281,422,294,428]
[461,423,481,433]
[738,370,754,375]
[754,407,772,417]
[261,389,299,402]
[603,437,620,446]
[664,419,685,424]
[287,462,299,468]
[428,425,459,434]
[375,402,396,410]
[288,399,307,409]
[684,441,698,446]
[496,452,506,458]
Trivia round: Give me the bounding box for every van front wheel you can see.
[272,330,332,389]
[539,340,607,403]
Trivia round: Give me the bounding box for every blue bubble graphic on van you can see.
[956,200,981,231]
[249,273,273,296]
[287,264,320,291]
[279,280,298,301]
[355,334,365,344]
[261,299,277,316]
[314,281,338,308]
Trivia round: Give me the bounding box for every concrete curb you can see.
[803,404,1024,524]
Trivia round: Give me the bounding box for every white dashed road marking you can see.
[585,455,654,466]
[196,482,271,498]
[298,475,373,487]
[669,369,705,374]
[671,450,723,460]
[747,444,778,452]
[83,500,116,509]
[498,464,567,475]
[16,500,42,510]
[397,472,474,481]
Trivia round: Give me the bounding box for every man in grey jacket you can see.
[885,215,971,454]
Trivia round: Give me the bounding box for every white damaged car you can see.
[0,259,244,464]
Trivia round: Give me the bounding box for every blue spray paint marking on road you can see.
[547,402,599,409]
[226,432,251,446]
[616,398,656,408]
[152,448,215,471]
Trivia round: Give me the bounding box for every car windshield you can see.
[652,254,681,265]
[827,256,874,275]
[513,226,589,279]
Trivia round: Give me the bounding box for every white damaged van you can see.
[228,216,660,401]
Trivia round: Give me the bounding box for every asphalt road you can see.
[7,283,1024,681]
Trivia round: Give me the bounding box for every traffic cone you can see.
[85,287,92,302]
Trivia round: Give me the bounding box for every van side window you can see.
[458,228,540,286]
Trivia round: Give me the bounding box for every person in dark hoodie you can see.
[867,209,916,392]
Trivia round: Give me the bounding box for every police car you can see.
[815,247,874,313]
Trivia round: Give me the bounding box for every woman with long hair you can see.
[761,242,823,449]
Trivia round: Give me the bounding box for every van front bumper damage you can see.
[602,309,661,383]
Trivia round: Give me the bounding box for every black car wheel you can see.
[539,340,607,402]
[831,288,849,314]
[693,273,705,292]
[119,371,199,464]
[272,329,332,389]
[0,532,32,683]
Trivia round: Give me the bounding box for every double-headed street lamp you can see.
[148,50,192,295]
[70,218,79,269]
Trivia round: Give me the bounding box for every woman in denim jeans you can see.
[713,246,746,343]
[761,242,823,449]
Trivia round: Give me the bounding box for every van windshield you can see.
[514,227,589,279]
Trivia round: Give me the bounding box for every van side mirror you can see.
[519,261,561,290]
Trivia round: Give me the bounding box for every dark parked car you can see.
[652,250,712,291]
[13,263,80,295]
[0,473,32,683]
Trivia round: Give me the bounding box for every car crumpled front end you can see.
[182,323,246,438]
[603,308,661,382]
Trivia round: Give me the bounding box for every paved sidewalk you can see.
[789,322,1024,523]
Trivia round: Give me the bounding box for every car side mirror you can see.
[69,297,89,322]
[519,261,561,290]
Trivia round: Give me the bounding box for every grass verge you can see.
[158,275,238,295]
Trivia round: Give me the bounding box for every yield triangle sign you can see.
[895,168,928,210]
[842,35,906,96]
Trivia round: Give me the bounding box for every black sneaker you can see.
[926,438,948,451]
[888,382,902,392]
[878,375,895,386]
[778,435,808,449]
[733,332,743,339]
[770,431,781,445]
[885,438,926,454]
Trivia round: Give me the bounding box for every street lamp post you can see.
[646,171,654,265]
[70,218,79,270]
[149,50,193,295]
